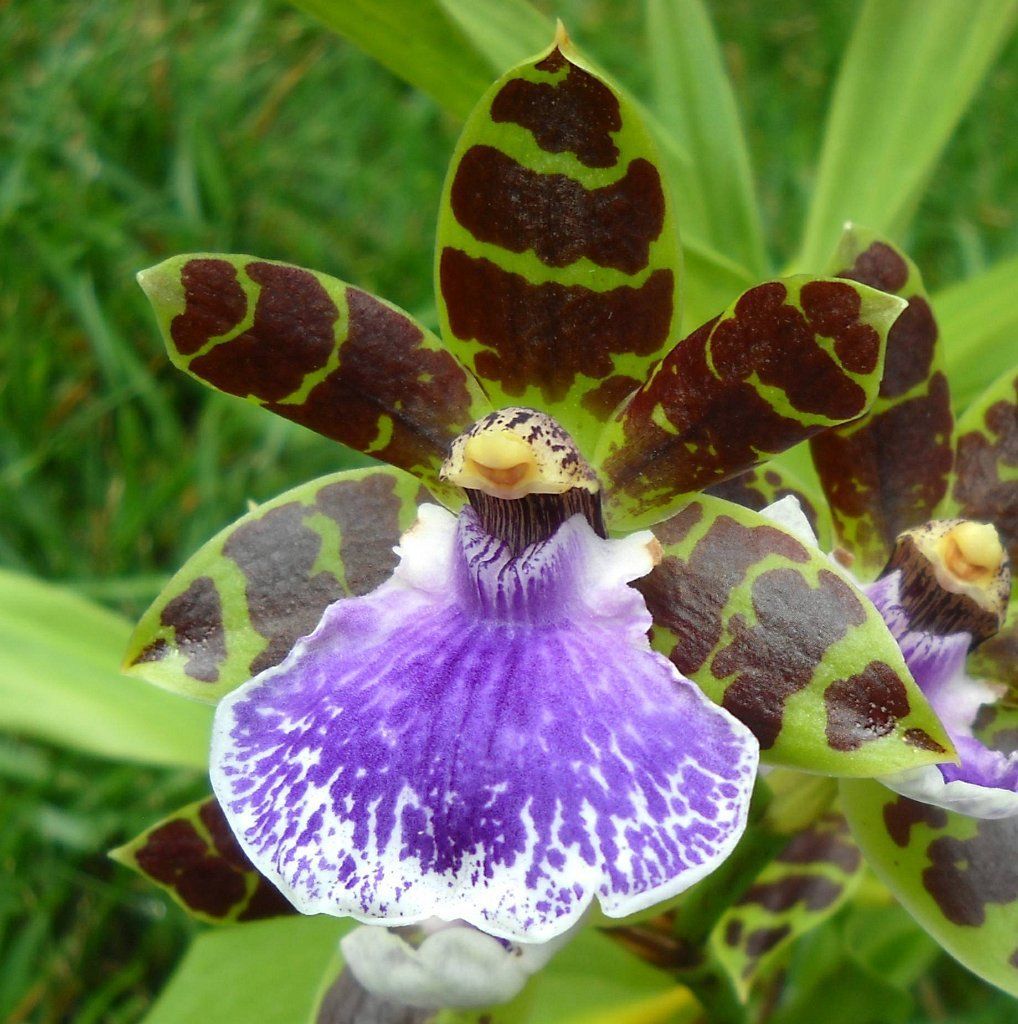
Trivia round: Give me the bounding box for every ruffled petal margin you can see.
[211,506,759,941]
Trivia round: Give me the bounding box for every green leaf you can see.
[636,495,954,775]
[142,915,349,1024]
[808,228,954,577]
[710,814,864,1000]
[435,33,684,456]
[797,0,1017,272]
[596,276,906,532]
[937,254,1018,411]
[138,253,491,504]
[112,797,294,925]
[437,0,550,74]
[952,366,1018,569]
[0,569,211,769]
[125,467,423,702]
[289,0,494,119]
[841,779,1018,997]
[644,0,765,274]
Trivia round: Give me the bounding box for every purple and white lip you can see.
[210,499,759,942]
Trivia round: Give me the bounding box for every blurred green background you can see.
[0,1,1015,1020]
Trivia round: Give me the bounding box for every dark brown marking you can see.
[776,820,862,873]
[954,382,1018,568]
[712,567,868,748]
[904,727,947,753]
[581,374,642,419]
[133,637,169,665]
[800,280,881,376]
[451,147,664,274]
[744,925,792,959]
[880,296,938,398]
[811,373,954,555]
[651,502,704,547]
[189,262,338,401]
[638,516,809,706]
[199,799,249,872]
[741,875,843,913]
[170,258,248,356]
[710,282,868,419]
[706,468,822,538]
[133,818,246,919]
[490,49,622,168]
[223,503,344,675]
[824,660,910,751]
[441,248,672,403]
[315,473,406,595]
[159,576,226,683]
[237,877,296,922]
[883,796,948,848]
[724,918,743,947]
[922,818,1018,926]
[266,287,474,472]
[838,241,909,294]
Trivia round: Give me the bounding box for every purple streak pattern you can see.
[211,506,758,940]
[866,572,1018,818]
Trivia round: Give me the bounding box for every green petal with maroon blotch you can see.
[809,228,955,579]
[841,779,1018,996]
[710,813,864,1001]
[434,29,683,456]
[706,462,834,552]
[111,797,295,925]
[138,254,491,505]
[596,275,907,532]
[637,495,953,775]
[952,366,1018,570]
[123,467,424,702]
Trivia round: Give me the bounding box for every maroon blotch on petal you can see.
[158,576,226,684]
[837,241,909,294]
[451,147,664,275]
[824,662,910,752]
[170,258,248,356]
[490,49,622,169]
[882,795,948,848]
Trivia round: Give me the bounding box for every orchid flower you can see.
[115,35,955,1013]
[713,227,1018,993]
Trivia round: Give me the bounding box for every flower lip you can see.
[441,407,600,501]
[883,519,1010,645]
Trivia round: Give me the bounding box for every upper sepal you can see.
[110,796,295,925]
[124,467,423,702]
[139,253,491,503]
[840,779,1018,997]
[809,228,955,578]
[637,494,954,775]
[596,275,906,532]
[435,32,682,455]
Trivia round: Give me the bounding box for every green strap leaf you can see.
[706,462,834,552]
[797,0,1017,271]
[139,254,491,504]
[596,276,906,532]
[435,33,683,456]
[141,915,349,1024]
[0,569,210,769]
[112,797,294,925]
[437,0,550,75]
[124,467,424,702]
[644,0,765,275]
[637,495,953,775]
[952,366,1018,569]
[710,814,864,1000]
[937,254,1018,412]
[841,779,1018,997]
[289,0,494,119]
[808,228,954,577]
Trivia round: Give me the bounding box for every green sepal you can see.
[596,275,906,532]
[435,30,683,456]
[124,467,424,702]
[139,253,491,504]
[952,365,1018,570]
[111,797,295,925]
[709,814,864,1001]
[809,227,954,578]
[841,779,1018,997]
[637,494,954,774]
